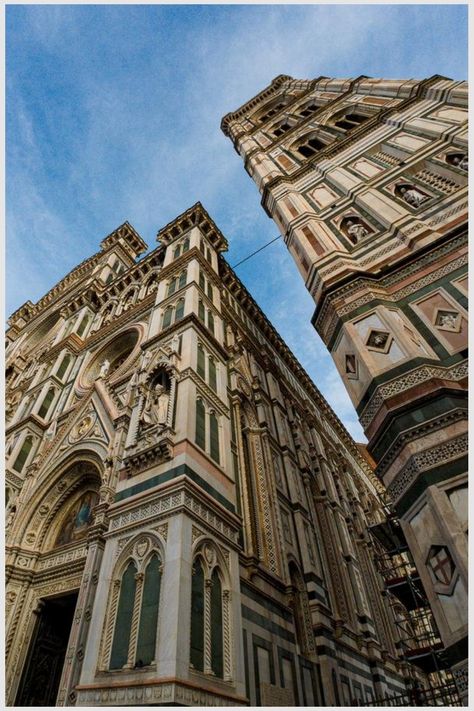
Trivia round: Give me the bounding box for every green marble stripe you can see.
[240,581,293,622]
[369,393,467,462]
[241,604,295,643]
[115,463,235,513]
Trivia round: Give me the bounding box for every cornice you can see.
[221,74,295,135]
[100,221,148,257]
[157,202,228,253]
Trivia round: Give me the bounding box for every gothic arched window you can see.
[110,560,137,669]
[197,343,205,378]
[37,387,56,419]
[294,135,325,158]
[190,558,205,671]
[190,557,225,679]
[56,353,72,381]
[298,102,320,118]
[333,112,368,131]
[76,313,90,338]
[207,311,215,335]
[135,554,162,666]
[167,277,177,297]
[210,568,223,677]
[12,435,34,473]
[208,357,217,392]
[209,411,220,464]
[107,547,163,671]
[175,298,185,322]
[178,270,187,290]
[195,399,206,450]
[162,305,173,329]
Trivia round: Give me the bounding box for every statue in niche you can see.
[447,153,468,171]
[396,184,429,208]
[98,359,110,378]
[54,490,99,547]
[140,370,171,428]
[340,216,371,245]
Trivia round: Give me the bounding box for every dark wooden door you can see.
[15,592,78,707]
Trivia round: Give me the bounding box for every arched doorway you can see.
[10,459,102,707]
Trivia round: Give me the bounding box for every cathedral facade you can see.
[222,74,468,701]
[5,203,452,706]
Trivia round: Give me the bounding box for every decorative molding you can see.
[108,487,239,545]
[37,545,88,571]
[76,681,244,707]
[359,360,468,429]
[387,433,468,501]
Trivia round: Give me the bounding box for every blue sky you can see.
[6,4,468,440]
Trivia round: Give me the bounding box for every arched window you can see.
[207,283,213,302]
[333,112,368,131]
[273,121,292,138]
[298,102,319,118]
[209,412,220,464]
[76,314,90,338]
[162,305,173,329]
[197,343,205,378]
[173,244,181,260]
[189,555,226,679]
[182,237,190,253]
[208,311,215,335]
[135,554,162,666]
[190,558,205,671]
[178,270,187,290]
[258,100,290,124]
[12,435,33,473]
[37,387,56,419]
[167,277,177,297]
[295,136,325,158]
[198,301,205,322]
[208,357,217,392]
[199,271,205,290]
[110,560,137,669]
[195,399,206,450]
[199,239,205,255]
[210,568,223,677]
[56,353,72,381]
[175,298,185,322]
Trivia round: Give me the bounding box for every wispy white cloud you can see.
[6,4,467,436]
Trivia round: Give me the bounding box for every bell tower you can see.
[222,74,468,699]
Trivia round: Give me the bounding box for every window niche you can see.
[293,135,326,159]
[446,152,468,171]
[104,536,163,672]
[394,183,430,209]
[339,215,373,246]
[139,368,172,431]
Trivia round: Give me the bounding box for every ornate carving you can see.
[388,433,468,501]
